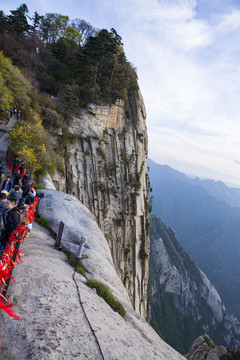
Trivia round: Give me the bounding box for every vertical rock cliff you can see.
[52,90,150,316]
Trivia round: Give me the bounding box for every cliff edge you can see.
[0,190,184,360]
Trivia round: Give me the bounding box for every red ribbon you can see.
[6,153,13,170]
[0,299,20,319]
[0,200,37,319]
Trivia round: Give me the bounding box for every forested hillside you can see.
[0,4,138,108]
[0,3,138,177]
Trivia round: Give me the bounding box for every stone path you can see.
[0,223,185,360]
[0,111,18,133]
[0,112,18,178]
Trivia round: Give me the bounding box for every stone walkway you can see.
[0,112,18,178]
[0,111,18,133]
[0,222,185,360]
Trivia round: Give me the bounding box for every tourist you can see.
[0,195,21,252]
[24,189,35,204]
[2,176,12,192]
[8,185,22,202]
[22,172,30,196]
[19,161,25,174]
[11,157,19,174]
[0,192,7,232]
[12,169,21,188]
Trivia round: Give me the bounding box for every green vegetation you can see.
[200,337,240,359]
[129,161,145,212]
[0,51,31,111]
[139,247,148,262]
[86,278,126,317]
[63,249,85,276]
[8,119,57,174]
[107,186,118,198]
[124,243,131,256]
[37,216,51,231]
[0,5,138,108]
[96,147,106,160]
[34,182,44,190]
[202,336,216,348]
[225,347,240,360]
[0,5,139,179]
[0,110,8,123]
[0,50,64,175]
[37,216,56,239]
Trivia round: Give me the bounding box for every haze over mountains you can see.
[148,158,240,321]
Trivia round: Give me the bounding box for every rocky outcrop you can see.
[148,215,240,354]
[52,91,150,316]
[0,191,185,360]
[186,336,239,360]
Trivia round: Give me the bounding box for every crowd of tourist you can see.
[0,157,36,254]
[9,108,21,120]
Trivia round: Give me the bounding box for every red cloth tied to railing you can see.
[28,198,38,223]
[6,152,13,170]
[0,226,28,289]
[0,199,37,319]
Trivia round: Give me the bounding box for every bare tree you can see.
[70,19,97,44]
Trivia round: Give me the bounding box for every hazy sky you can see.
[2,0,240,186]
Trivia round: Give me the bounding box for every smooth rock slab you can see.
[37,189,130,303]
[0,221,185,359]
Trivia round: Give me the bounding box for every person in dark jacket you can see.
[22,172,30,197]
[12,169,21,188]
[19,161,25,174]
[0,195,20,252]
[25,189,35,204]
[0,192,7,232]
[22,172,30,185]
[16,198,29,226]
[8,185,22,202]
[2,176,12,192]
[11,157,19,174]
[0,160,3,182]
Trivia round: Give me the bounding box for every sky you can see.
[2,0,240,187]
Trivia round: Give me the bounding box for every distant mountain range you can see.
[148,215,240,354]
[148,158,240,321]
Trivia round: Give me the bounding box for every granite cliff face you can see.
[148,215,240,354]
[52,90,150,316]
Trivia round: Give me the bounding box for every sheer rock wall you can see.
[52,90,150,316]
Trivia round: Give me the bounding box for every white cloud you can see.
[109,0,240,185]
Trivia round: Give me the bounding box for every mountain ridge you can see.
[148,215,240,354]
[148,158,240,209]
[148,158,240,321]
